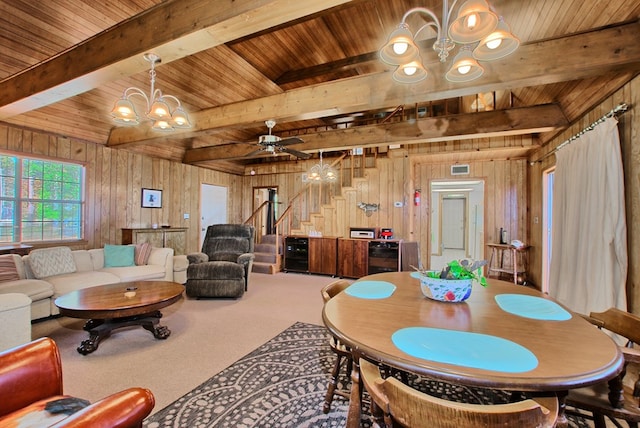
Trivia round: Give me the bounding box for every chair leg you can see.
[323,353,344,413]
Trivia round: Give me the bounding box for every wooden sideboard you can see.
[121,228,187,255]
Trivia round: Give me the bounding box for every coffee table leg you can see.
[77,311,171,355]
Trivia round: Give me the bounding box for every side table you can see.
[0,244,33,256]
[487,243,530,285]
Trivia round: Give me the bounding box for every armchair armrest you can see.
[50,387,155,428]
[187,252,209,264]
[622,346,640,365]
[237,253,255,265]
[0,337,63,417]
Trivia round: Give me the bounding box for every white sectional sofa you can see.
[0,245,178,321]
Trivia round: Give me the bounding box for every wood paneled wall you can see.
[528,74,640,314]
[0,126,244,254]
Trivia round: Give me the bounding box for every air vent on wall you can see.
[451,164,469,175]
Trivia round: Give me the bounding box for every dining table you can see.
[322,272,624,428]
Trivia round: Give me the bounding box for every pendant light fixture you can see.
[308,150,338,183]
[379,0,519,84]
[111,53,191,131]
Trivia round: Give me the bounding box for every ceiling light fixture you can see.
[308,150,338,183]
[111,53,191,132]
[379,0,519,84]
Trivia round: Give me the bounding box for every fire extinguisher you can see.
[414,189,421,206]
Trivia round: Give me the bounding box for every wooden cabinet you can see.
[337,239,369,278]
[308,237,337,276]
[122,228,187,255]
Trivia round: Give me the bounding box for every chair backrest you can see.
[589,308,640,345]
[321,279,351,303]
[0,337,63,417]
[201,224,255,259]
[359,359,558,428]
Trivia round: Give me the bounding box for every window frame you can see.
[0,151,86,244]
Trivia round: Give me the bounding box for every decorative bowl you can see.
[419,274,473,303]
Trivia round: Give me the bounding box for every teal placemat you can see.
[410,271,421,279]
[344,280,396,299]
[392,327,538,373]
[495,294,572,321]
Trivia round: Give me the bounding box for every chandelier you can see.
[111,53,191,131]
[379,0,519,84]
[308,151,338,182]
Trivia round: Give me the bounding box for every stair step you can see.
[252,262,274,274]
[254,252,278,264]
[252,261,280,274]
[255,243,277,253]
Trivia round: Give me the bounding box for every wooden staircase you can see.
[252,234,282,274]
[245,150,379,273]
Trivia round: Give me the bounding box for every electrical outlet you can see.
[183,213,190,219]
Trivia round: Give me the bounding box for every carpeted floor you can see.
[144,322,592,428]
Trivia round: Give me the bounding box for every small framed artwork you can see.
[141,188,162,208]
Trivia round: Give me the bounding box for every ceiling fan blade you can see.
[278,137,304,146]
[281,147,311,159]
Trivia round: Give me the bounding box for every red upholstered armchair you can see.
[0,337,155,427]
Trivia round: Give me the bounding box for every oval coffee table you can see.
[55,280,183,355]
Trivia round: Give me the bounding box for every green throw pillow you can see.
[103,244,135,267]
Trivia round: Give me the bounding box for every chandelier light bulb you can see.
[403,65,417,76]
[457,64,471,75]
[393,42,409,55]
[486,38,502,49]
[466,13,478,29]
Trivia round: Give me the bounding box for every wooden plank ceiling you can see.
[0,0,639,174]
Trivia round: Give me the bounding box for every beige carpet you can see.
[31,272,343,414]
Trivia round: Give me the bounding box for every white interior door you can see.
[200,184,228,249]
[441,197,466,250]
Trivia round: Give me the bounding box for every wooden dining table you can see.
[322,272,624,427]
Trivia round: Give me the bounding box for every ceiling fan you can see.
[244,120,311,159]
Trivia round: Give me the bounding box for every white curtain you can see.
[549,117,627,315]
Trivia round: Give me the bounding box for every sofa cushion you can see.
[103,244,135,268]
[100,265,166,282]
[0,279,54,301]
[0,255,20,282]
[71,250,94,272]
[28,247,76,279]
[134,243,152,266]
[47,271,121,297]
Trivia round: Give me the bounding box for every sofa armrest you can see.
[0,337,62,417]
[147,247,174,281]
[50,387,155,428]
[187,252,209,264]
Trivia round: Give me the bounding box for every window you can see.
[0,154,84,243]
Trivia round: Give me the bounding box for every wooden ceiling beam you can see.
[0,0,353,119]
[274,51,379,85]
[108,20,640,148]
[182,104,567,163]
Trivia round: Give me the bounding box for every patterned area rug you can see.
[144,322,591,427]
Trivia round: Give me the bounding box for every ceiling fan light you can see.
[379,24,420,65]
[473,19,520,61]
[448,0,498,44]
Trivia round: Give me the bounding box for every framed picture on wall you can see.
[141,188,162,208]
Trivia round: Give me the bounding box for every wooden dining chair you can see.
[321,279,352,413]
[359,359,558,428]
[565,308,640,428]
